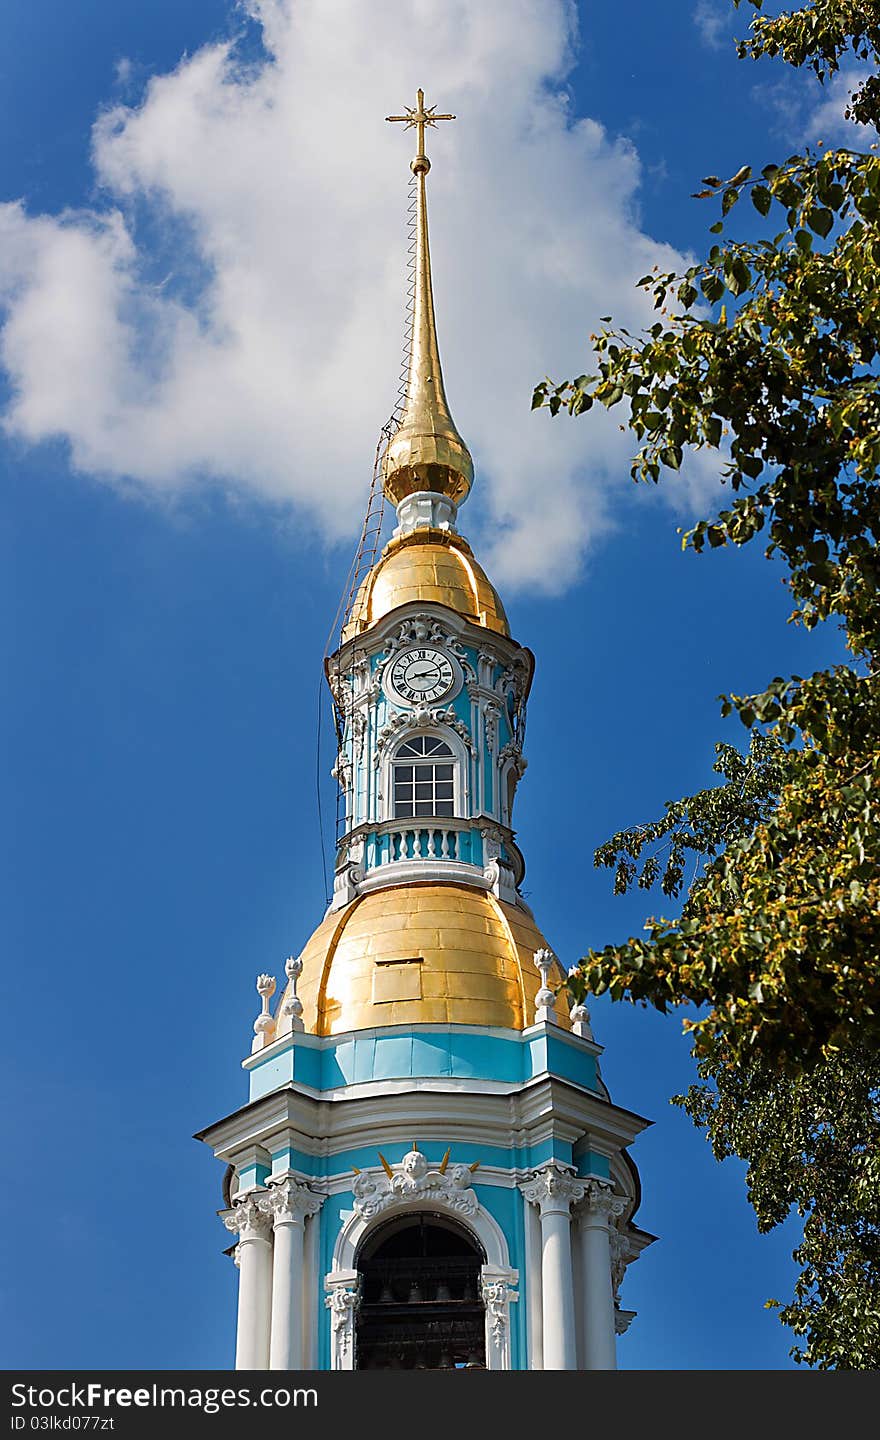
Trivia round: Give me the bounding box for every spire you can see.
[384,91,473,522]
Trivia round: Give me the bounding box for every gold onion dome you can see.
[275,884,569,1035]
[341,529,509,642]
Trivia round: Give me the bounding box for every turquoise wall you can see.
[248,1025,600,1101]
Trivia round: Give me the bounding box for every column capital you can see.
[222,1192,272,1243]
[577,1181,628,1226]
[260,1176,324,1227]
[520,1160,586,1216]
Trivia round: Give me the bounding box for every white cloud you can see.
[693,1,729,51]
[807,65,874,144]
[0,0,704,593]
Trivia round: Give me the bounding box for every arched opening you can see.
[355,1211,486,1370]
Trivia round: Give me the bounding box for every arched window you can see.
[393,735,456,818]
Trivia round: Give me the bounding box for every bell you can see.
[435,1281,451,1302]
[379,1282,394,1303]
[408,1280,423,1302]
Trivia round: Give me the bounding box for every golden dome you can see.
[278,883,569,1035]
[341,529,509,642]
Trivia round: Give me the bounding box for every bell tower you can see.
[196,92,654,1372]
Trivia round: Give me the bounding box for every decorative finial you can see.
[533,949,558,1026]
[252,973,277,1053]
[283,954,305,1033]
[384,89,473,523]
[570,1000,594,1040]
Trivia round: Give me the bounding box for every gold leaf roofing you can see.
[341,529,509,643]
[276,882,569,1035]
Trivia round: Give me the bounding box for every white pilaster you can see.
[521,1162,585,1370]
[261,1178,323,1371]
[479,1266,518,1370]
[223,1194,273,1370]
[304,1202,321,1369]
[524,1193,544,1369]
[576,1182,627,1371]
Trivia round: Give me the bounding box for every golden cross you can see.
[386,88,455,161]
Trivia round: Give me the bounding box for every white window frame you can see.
[380,725,469,823]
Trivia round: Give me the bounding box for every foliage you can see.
[594,731,794,900]
[570,671,880,1067]
[534,0,880,1067]
[678,1044,880,1368]
[736,0,880,129]
[536,0,880,1367]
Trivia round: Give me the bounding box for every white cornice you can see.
[197,1074,649,1174]
[330,601,531,675]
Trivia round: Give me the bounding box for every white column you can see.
[324,1270,360,1370]
[521,1163,585,1371]
[261,1178,324,1371]
[223,1194,273,1370]
[480,1267,518,1370]
[577,1182,627,1371]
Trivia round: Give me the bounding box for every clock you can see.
[383,646,461,706]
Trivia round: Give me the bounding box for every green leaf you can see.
[752,185,772,215]
[701,274,725,304]
[807,206,833,237]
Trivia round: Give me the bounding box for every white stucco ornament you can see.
[351,1144,481,1219]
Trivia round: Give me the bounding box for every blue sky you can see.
[1,0,859,1370]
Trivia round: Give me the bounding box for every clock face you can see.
[385,647,458,705]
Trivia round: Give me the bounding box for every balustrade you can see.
[367,820,480,870]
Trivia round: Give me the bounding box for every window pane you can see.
[435,782,453,800]
[414,765,434,781]
[435,764,453,780]
[395,801,414,817]
[414,801,433,816]
[436,800,454,817]
[397,740,419,757]
[415,782,433,800]
[395,764,413,781]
